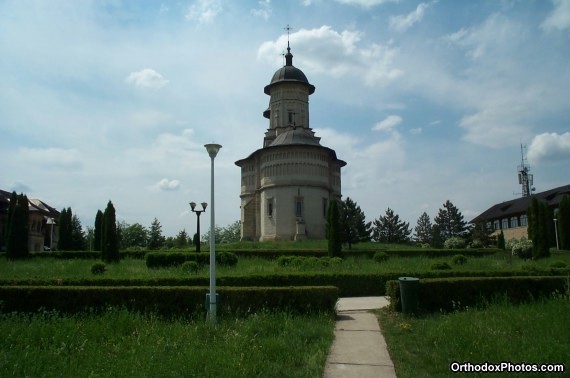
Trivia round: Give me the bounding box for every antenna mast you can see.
[517,144,534,197]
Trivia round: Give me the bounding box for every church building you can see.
[235,42,346,241]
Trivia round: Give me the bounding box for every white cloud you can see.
[373,115,402,131]
[541,0,570,31]
[18,147,82,169]
[528,132,570,164]
[257,25,402,86]
[125,69,169,89]
[410,128,422,135]
[335,0,397,7]
[185,0,222,24]
[389,2,432,32]
[156,178,181,191]
[251,0,271,20]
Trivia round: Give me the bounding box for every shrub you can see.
[470,239,484,249]
[444,237,466,249]
[216,252,238,267]
[91,262,106,275]
[373,251,389,263]
[181,261,199,274]
[451,254,467,265]
[329,257,343,265]
[550,261,567,269]
[277,256,295,267]
[431,262,452,270]
[512,238,533,259]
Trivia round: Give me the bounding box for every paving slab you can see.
[324,297,396,378]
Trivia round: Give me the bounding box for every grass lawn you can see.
[0,309,334,378]
[377,296,570,377]
[1,250,569,280]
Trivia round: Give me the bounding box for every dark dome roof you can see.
[270,128,321,147]
[264,46,315,95]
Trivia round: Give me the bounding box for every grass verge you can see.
[0,309,334,378]
[377,296,569,377]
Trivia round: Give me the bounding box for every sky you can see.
[1,0,569,237]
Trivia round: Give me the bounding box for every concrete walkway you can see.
[324,297,397,378]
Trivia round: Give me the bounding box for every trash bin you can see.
[398,277,419,314]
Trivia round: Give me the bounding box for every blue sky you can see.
[1,0,569,237]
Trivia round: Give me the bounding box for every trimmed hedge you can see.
[386,276,570,313]
[145,252,210,268]
[2,269,568,297]
[0,286,339,316]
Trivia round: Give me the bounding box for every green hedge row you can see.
[145,252,238,268]
[386,276,570,313]
[0,286,339,317]
[2,269,568,297]
[30,250,148,259]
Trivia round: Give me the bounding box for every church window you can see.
[267,199,273,217]
[295,198,304,218]
[322,198,328,218]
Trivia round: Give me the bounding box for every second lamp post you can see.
[190,202,207,252]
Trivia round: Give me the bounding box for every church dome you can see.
[264,45,315,95]
[269,128,321,147]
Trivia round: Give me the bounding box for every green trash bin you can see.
[398,277,419,314]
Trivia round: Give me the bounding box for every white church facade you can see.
[235,44,346,241]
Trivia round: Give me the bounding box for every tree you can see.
[527,197,550,259]
[557,195,570,250]
[339,197,371,250]
[219,221,241,243]
[175,229,191,248]
[372,208,411,244]
[71,214,86,250]
[470,221,494,247]
[101,201,119,262]
[6,192,29,259]
[497,230,506,250]
[434,200,468,241]
[94,210,103,251]
[327,199,342,257]
[413,212,432,244]
[431,224,443,249]
[119,222,148,249]
[58,207,73,250]
[148,218,165,250]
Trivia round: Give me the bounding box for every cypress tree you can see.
[327,199,342,257]
[58,208,74,250]
[101,201,119,262]
[557,195,570,250]
[497,230,505,250]
[94,210,103,251]
[6,192,29,259]
[528,197,550,259]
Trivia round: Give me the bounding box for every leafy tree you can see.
[413,212,432,244]
[434,200,468,241]
[372,208,411,244]
[119,222,148,249]
[470,220,494,247]
[557,195,570,250]
[94,210,103,251]
[202,221,241,245]
[58,207,73,250]
[148,218,165,250]
[339,197,371,250]
[71,214,86,250]
[6,192,29,259]
[175,229,191,248]
[101,201,119,262]
[327,199,342,257]
[527,197,551,259]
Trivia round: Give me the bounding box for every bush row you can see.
[145,252,238,268]
[2,268,568,297]
[0,286,339,317]
[386,276,570,313]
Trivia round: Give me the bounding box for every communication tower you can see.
[517,144,534,197]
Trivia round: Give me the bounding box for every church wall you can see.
[269,83,310,129]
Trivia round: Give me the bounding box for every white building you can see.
[235,44,346,241]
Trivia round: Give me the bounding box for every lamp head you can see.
[201,202,208,210]
[204,143,222,158]
[190,202,196,211]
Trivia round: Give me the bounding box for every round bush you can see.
[550,261,567,269]
[512,239,533,259]
[91,262,106,275]
[431,262,452,270]
[329,257,343,265]
[451,254,467,265]
[216,252,238,267]
[303,256,321,268]
[277,256,295,267]
[444,237,466,249]
[469,239,484,248]
[181,261,199,274]
[373,251,389,263]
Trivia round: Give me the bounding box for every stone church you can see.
[235,43,346,241]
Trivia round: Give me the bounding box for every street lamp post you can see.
[189,202,207,252]
[205,143,222,323]
[554,218,559,250]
